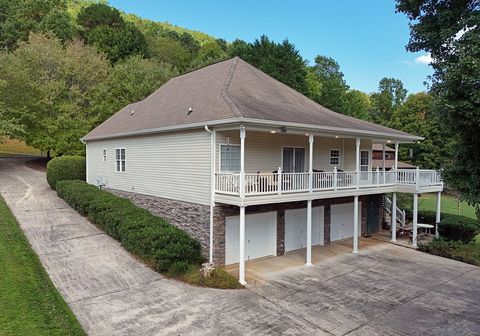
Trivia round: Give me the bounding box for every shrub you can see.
[46,156,86,190]
[438,215,480,243]
[405,209,438,224]
[419,238,480,266]
[168,261,190,276]
[55,180,203,274]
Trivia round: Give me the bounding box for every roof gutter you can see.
[82,117,422,143]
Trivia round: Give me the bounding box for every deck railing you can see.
[215,169,442,196]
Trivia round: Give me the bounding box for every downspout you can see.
[205,125,215,264]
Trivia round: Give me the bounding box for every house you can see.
[82,57,443,285]
[372,143,415,170]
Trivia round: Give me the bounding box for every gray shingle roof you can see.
[83,57,420,141]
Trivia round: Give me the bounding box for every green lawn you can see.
[418,193,477,219]
[0,196,84,336]
[0,137,41,156]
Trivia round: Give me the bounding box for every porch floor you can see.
[225,236,389,283]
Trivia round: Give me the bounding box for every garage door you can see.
[285,207,324,252]
[225,211,277,265]
[330,202,362,242]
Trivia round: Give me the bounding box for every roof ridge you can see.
[220,57,244,118]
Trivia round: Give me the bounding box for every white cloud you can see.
[415,53,433,65]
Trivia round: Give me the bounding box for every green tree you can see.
[77,3,148,63]
[344,89,371,120]
[229,35,309,96]
[189,40,228,69]
[397,0,480,214]
[0,0,69,50]
[0,33,110,155]
[370,77,407,124]
[390,92,451,169]
[146,35,191,71]
[308,55,349,113]
[39,8,76,42]
[91,55,177,125]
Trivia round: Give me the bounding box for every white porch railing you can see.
[384,195,406,226]
[215,169,442,196]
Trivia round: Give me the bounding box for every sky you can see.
[109,0,433,94]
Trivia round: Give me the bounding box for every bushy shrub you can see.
[438,215,480,243]
[56,180,203,274]
[405,209,438,224]
[46,156,86,190]
[419,238,480,266]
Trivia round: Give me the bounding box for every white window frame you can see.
[102,149,107,162]
[219,143,241,172]
[115,148,126,173]
[329,149,341,166]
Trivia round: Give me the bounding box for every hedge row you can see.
[418,238,480,266]
[56,180,203,273]
[46,156,86,190]
[405,209,479,243]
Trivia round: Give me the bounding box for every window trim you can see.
[102,149,107,162]
[329,149,341,166]
[115,148,126,173]
[218,143,241,172]
[360,149,370,171]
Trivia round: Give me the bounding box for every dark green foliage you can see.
[438,215,480,243]
[168,261,191,277]
[55,180,203,274]
[39,9,76,42]
[397,0,480,215]
[405,209,438,224]
[77,3,124,31]
[229,35,309,96]
[46,156,86,190]
[418,237,480,266]
[77,4,148,63]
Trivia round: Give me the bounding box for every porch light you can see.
[305,133,309,136]
[270,130,276,134]
[387,140,392,143]
[335,136,339,139]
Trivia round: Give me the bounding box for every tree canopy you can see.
[397,0,480,214]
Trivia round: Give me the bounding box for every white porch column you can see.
[394,142,399,171]
[412,193,418,248]
[355,138,360,189]
[240,125,246,199]
[239,205,246,285]
[308,134,314,192]
[382,143,386,184]
[353,195,359,254]
[391,192,397,242]
[435,192,441,238]
[306,200,313,266]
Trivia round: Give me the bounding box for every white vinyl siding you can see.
[216,130,373,173]
[86,130,211,205]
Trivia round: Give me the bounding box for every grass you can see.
[173,265,244,289]
[0,195,84,336]
[418,193,477,219]
[0,137,41,156]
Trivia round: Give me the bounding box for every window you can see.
[330,149,340,166]
[220,144,240,171]
[103,149,107,162]
[360,150,370,172]
[115,148,125,172]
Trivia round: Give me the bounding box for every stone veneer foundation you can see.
[108,189,383,266]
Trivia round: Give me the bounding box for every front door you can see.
[360,150,370,181]
[366,197,380,234]
[282,147,305,173]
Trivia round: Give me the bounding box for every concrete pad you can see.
[1,157,479,335]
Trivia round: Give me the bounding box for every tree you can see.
[39,8,76,42]
[397,0,480,214]
[390,92,451,169]
[344,90,371,120]
[370,77,407,124]
[91,55,177,125]
[146,35,191,71]
[0,0,69,50]
[77,3,148,63]
[189,40,228,69]
[308,55,349,113]
[229,35,309,96]
[0,33,110,155]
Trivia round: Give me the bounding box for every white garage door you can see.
[330,202,361,242]
[225,211,277,265]
[285,207,324,252]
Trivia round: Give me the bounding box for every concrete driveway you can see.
[1,157,479,336]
